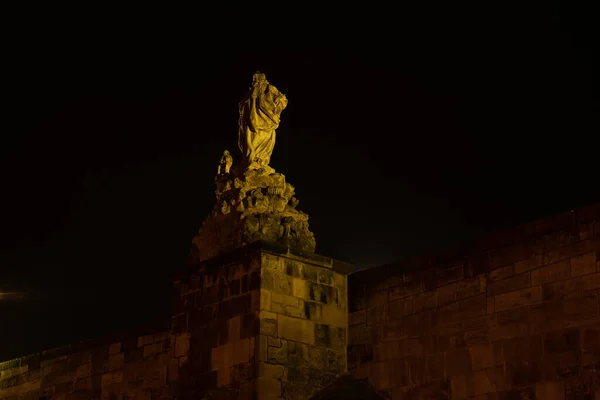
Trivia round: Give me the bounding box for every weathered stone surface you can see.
[187,74,316,262]
[3,149,600,400]
[192,168,316,262]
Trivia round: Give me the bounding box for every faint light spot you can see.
[0,292,26,301]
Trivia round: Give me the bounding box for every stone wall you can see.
[4,201,599,400]
[0,321,172,400]
[255,249,351,399]
[171,241,353,400]
[348,202,600,399]
[170,245,261,399]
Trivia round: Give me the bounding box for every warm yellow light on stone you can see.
[190,73,316,261]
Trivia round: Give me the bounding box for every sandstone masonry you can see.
[1,202,599,400]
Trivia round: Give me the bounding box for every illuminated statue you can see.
[218,149,232,175]
[238,72,288,172]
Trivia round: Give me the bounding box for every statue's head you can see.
[223,150,230,156]
[253,72,268,84]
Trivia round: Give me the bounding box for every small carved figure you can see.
[218,150,233,175]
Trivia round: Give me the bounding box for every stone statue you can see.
[238,72,288,172]
[217,150,232,175]
[190,72,315,262]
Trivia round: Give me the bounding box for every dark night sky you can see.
[1,4,598,360]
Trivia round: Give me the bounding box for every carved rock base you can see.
[190,168,316,262]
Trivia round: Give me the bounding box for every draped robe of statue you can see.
[238,73,288,172]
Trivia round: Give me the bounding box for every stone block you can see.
[303,301,323,321]
[571,252,597,276]
[367,305,385,325]
[531,260,571,286]
[472,370,494,396]
[216,366,231,387]
[216,318,230,346]
[494,286,542,312]
[317,269,335,286]
[282,302,306,319]
[323,349,344,375]
[263,254,282,272]
[308,283,338,305]
[542,277,585,302]
[349,324,369,345]
[437,282,457,306]
[413,291,438,312]
[534,230,578,253]
[582,272,600,291]
[0,365,28,381]
[535,380,565,400]
[75,363,91,378]
[259,311,278,337]
[267,341,287,365]
[480,366,510,393]
[490,241,534,269]
[233,339,250,365]
[271,292,299,308]
[257,335,268,362]
[489,265,515,282]
[582,327,600,350]
[450,373,476,398]
[283,260,303,279]
[257,362,284,381]
[277,315,315,345]
[502,336,543,365]
[308,346,326,370]
[544,236,600,265]
[528,302,565,334]
[487,272,531,296]
[457,275,486,299]
[514,253,544,274]
[237,313,255,340]
[292,278,309,300]
[229,293,252,316]
[349,310,366,326]
[101,372,112,387]
[259,289,271,311]
[314,324,345,351]
[174,333,190,358]
[441,293,487,322]
[262,270,294,296]
[249,289,261,313]
[543,351,580,380]
[321,304,346,328]
[486,297,495,314]
[228,315,241,343]
[508,360,542,387]
[41,359,66,376]
[446,348,473,376]
[386,299,413,325]
[287,341,310,368]
[563,294,600,327]
[211,342,234,371]
[434,264,465,288]
[108,343,121,356]
[389,279,423,302]
[334,271,345,288]
[469,343,503,371]
[108,353,124,371]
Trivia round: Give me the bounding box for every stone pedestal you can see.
[171,242,353,400]
[190,168,316,262]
